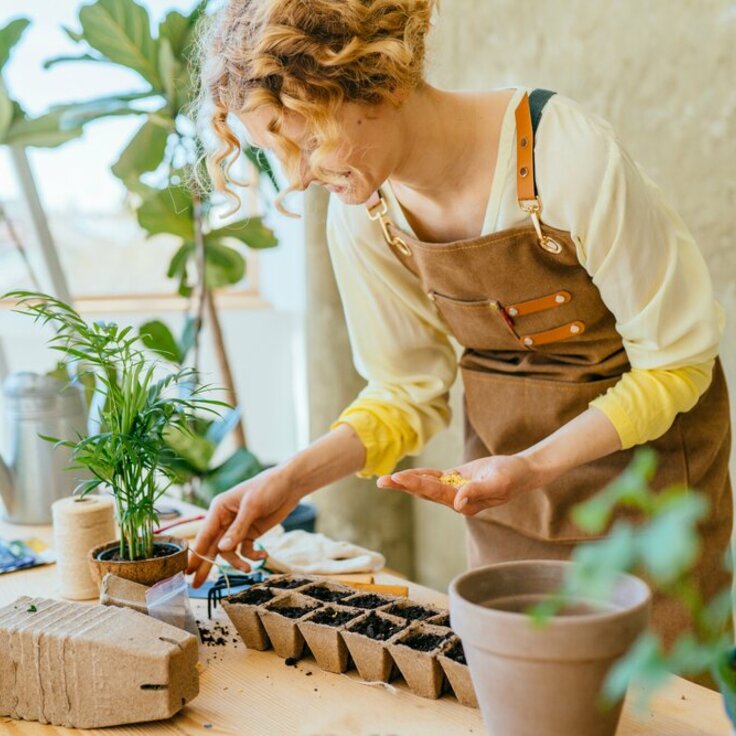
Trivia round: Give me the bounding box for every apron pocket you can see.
[429,291,522,351]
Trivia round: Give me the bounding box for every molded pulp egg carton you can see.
[222,574,477,707]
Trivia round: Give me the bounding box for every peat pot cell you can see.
[259,593,321,660]
[262,575,312,591]
[439,637,478,708]
[300,582,353,604]
[427,612,451,628]
[384,599,440,622]
[342,592,395,610]
[297,606,362,674]
[342,611,409,683]
[388,623,452,699]
[222,587,278,651]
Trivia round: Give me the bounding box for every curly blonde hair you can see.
[196,0,437,213]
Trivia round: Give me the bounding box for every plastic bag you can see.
[145,572,199,640]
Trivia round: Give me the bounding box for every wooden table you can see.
[0,512,732,736]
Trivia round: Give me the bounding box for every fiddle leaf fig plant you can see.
[6,290,227,561]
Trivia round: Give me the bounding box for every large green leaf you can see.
[158,10,190,60]
[163,423,215,473]
[205,407,242,447]
[139,319,182,364]
[0,89,13,139]
[202,240,246,288]
[3,108,83,148]
[43,53,106,69]
[78,0,161,90]
[47,91,154,129]
[207,217,278,250]
[0,17,30,71]
[200,447,262,501]
[111,115,170,181]
[136,186,194,240]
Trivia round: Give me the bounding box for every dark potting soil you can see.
[398,631,449,652]
[272,605,314,619]
[445,641,467,665]
[386,603,435,621]
[196,620,232,647]
[266,577,311,590]
[229,587,274,606]
[302,585,351,603]
[431,614,451,627]
[347,594,389,610]
[99,542,180,562]
[350,612,404,641]
[309,607,359,627]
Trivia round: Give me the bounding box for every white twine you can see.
[52,495,115,600]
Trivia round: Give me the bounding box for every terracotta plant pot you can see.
[88,535,188,589]
[449,560,651,736]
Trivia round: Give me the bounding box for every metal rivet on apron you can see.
[570,324,581,334]
[519,166,529,178]
[523,337,534,346]
[507,307,519,317]
[427,291,436,302]
[555,294,566,304]
[540,237,563,255]
[520,136,529,148]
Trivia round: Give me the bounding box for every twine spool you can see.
[52,495,116,600]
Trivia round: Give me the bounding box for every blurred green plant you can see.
[533,449,734,723]
[33,0,282,493]
[139,317,262,506]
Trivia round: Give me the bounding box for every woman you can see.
[187,0,732,645]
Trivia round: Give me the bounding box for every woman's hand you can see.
[378,454,545,516]
[186,467,301,588]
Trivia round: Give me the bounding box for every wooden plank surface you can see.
[0,511,732,736]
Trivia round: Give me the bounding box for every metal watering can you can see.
[0,372,87,524]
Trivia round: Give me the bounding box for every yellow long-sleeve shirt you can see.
[327,89,724,476]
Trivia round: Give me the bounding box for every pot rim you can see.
[449,559,651,627]
[88,534,188,565]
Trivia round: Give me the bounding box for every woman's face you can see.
[238,99,403,205]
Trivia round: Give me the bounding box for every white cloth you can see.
[258,528,385,575]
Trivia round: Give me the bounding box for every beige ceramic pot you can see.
[88,535,188,588]
[449,560,651,736]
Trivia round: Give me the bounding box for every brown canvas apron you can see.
[365,89,733,646]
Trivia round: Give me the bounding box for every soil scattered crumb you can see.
[204,724,212,729]
[305,671,312,676]
[314,688,318,692]
[198,620,232,647]
[284,657,299,667]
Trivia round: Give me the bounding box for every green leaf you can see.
[3,110,83,148]
[200,447,262,501]
[0,89,13,139]
[202,240,246,288]
[62,25,84,43]
[205,407,242,447]
[178,315,198,362]
[163,423,215,473]
[111,115,170,181]
[207,217,278,250]
[48,91,154,127]
[157,37,179,109]
[43,53,106,69]
[637,493,709,585]
[136,186,194,240]
[78,0,161,89]
[0,17,31,71]
[244,145,280,191]
[139,320,182,364]
[158,10,190,60]
[602,633,670,708]
[712,648,736,726]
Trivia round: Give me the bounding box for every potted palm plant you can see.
[6,291,225,586]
